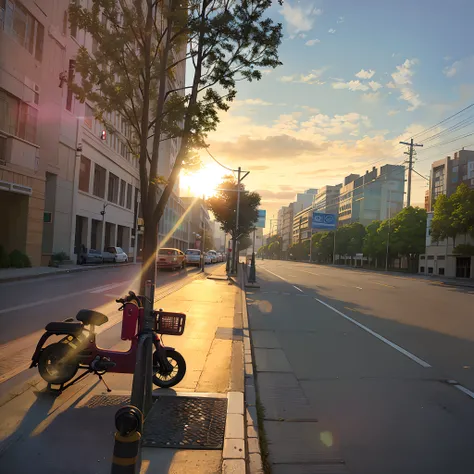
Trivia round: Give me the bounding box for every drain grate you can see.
[83,395,130,408]
[143,396,228,449]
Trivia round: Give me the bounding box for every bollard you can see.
[248,252,256,283]
[111,406,142,474]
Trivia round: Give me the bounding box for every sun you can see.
[180,163,227,198]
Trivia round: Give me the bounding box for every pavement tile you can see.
[223,438,245,459]
[225,413,245,439]
[222,459,246,474]
[227,391,244,415]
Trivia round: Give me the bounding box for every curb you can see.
[0,262,139,284]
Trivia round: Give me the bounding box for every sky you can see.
[180,0,474,227]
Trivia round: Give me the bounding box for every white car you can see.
[204,253,212,264]
[185,249,201,266]
[207,250,218,263]
[103,246,129,263]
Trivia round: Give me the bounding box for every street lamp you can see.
[385,189,392,271]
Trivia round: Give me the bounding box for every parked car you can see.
[102,246,129,263]
[185,249,201,266]
[207,250,218,263]
[157,248,186,270]
[78,248,103,265]
[204,253,212,265]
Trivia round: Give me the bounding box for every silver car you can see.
[78,248,103,265]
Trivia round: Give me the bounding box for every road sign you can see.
[256,210,266,228]
[311,212,337,230]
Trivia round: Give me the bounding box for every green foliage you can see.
[363,220,384,259]
[52,252,69,263]
[0,246,10,268]
[431,184,474,245]
[238,234,253,253]
[453,244,474,256]
[206,177,261,237]
[9,250,31,268]
[289,240,309,260]
[389,206,427,256]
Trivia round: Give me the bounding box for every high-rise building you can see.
[338,165,405,226]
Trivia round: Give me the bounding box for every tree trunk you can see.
[140,210,158,294]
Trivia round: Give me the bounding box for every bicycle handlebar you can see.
[116,291,140,306]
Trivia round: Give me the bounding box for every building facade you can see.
[338,165,405,227]
[292,206,312,244]
[312,184,342,215]
[181,197,211,250]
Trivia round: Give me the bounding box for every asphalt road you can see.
[248,260,474,474]
[0,264,201,392]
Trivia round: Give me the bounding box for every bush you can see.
[9,250,32,268]
[0,246,10,268]
[52,251,69,263]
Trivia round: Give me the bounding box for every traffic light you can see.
[100,130,107,140]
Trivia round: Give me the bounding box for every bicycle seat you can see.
[45,321,83,334]
[76,309,108,326]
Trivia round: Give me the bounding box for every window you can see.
[93,164,106,198]
[66,59,75,111]
[438,268,445,276]
[3,1,44,61]
[70,0,78,38]
[108,173,119,203]
[79,156,91,192]
[0,88,19,135]
[62,10,68,35]
[119,179,126,207]
[427,255,435,260]
[420,266,425,273]
[120,141,126,158]
[420,255,425,260]
[126,183,132,209]
[18,101,37,143]
[437,255,445,261]
[84,104,94,129]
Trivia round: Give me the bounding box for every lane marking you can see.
[313,297,431,368]
[293,285,304,293]
[301,270,324,276]
[262,267,288,282]
[90,282,128,293]
[373,281,396,288]
[454,384,474,400]
[356,287,363,290]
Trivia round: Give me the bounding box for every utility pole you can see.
[399,138,423,207]
[231,166,250,274]
[385,189,392,271]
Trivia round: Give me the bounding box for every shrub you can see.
[9,250,32,268]
[0,246,10,268]
[52,251,69,262]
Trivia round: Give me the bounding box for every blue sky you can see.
[192,0,474,220]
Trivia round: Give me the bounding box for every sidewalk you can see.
[0,264,245,473]
[0,262,138,283]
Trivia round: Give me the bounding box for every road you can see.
[0,264,200,395]
[248,259,474,474]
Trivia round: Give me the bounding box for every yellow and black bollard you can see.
[111,406,143,474]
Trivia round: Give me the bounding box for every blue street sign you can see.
[256,210,266,228]
[311,212,337,230]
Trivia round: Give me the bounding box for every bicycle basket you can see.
[155,312,186,336]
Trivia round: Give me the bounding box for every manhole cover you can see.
[143,396,228,449]
[84,395,130,408]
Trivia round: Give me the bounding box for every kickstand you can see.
[96,372,112,392]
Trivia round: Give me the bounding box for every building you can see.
[181,197,211,250]
[426,148,474,211]
[296,189,318,209]
[210,220,226,251]
[1,0,69,266]
[1,0,188,265]
[312,184,342,215]
[419,212,474,279]
[292,206,312,244]
[338,165,405,227]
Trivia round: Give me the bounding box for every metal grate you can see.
[143,396,228,449]
[83,395,130,408]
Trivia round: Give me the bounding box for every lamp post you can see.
[385,188,392,271]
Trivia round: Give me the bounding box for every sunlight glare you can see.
[180,163,227,198]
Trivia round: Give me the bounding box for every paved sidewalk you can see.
[0,271,244,473]
[0,262,138,283]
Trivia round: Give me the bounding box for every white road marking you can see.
[262,268,288,282]
[0,280,130,314]
[301,270,324,276]
[356,287,363,290]
[90,282,128,293]
[373,281,396,288]
[455,384,474,400]
[293,285,304,293]
[313,297,432,368]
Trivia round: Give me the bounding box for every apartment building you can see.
[426,148,474,212]
[312,184,342,214]
[292,206,312,244]
[338,165,405,226]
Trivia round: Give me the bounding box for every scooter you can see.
[30,291,186,393]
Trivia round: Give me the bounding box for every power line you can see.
[204,147,237,173]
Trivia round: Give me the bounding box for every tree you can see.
[207,177,261,261]
[431,194,457,246]
[69,1,282,291]
[238,234,253,253]
[312,231,334,262]
[363,220,384,266]
[451,184,474,240]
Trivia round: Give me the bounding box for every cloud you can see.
[305,39,321,46]
[279,2,323,34]
[233,98,273,106]
[362,92,381,103]
[387,58,422,111]
[279,68,327,85]
[443,56,474,78]
[300,112,371,136]
[337,17,344,24]
[328,28,336,34]
[368,81,382,91]
[355,69,375,79]
[248,165,270,171]
[332,80,369,91]
[387,109,400,116]
[299,105,320,113]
